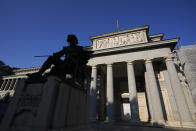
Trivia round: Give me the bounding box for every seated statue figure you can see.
[27,34,93,86]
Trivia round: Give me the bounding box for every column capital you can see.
[91,65,97,69]
[145,58,152,64]
[165,57,173,62]
[106,63,113,66]
[127,60,135,65]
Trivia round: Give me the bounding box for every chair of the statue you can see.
[71,50,93,87]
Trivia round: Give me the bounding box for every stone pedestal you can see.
[1,76,89,130]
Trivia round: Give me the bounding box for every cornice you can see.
[84,46,93,51]
[13,67,40,73]
[149,33,164,39]
[2,75,27,79]
[92,37,180,55]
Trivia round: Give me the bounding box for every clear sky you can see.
[0,0,196,68]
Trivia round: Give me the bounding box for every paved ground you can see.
[64,122,196,131]
[1,122,196,131]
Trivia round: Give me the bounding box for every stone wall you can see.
[177,45,196,105]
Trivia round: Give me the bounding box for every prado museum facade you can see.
[0,25,196,129]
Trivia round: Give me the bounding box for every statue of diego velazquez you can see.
[27,34,93,86]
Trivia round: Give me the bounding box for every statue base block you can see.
[1,76,89,130]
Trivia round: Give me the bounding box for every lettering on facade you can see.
[93,31,147,50]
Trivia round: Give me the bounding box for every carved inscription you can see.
[17,95,41,107]
[93,31,147,50]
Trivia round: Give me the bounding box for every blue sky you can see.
[0,0,196,68]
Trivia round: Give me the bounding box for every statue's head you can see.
[67,34,78,45]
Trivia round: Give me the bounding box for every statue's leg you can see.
[38,56,54,74]
[45,59,65,77]
[27,56,56,78]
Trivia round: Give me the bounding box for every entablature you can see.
[91,38,179,56]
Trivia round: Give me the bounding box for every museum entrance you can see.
[96,61,149,122]
[113,61,149,122]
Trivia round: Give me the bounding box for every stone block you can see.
[1,76,89,130]
[52,82,71,129]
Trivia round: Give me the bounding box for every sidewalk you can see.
[63,122,196,131]
[1,122,196,131]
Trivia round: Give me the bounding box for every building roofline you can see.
[149,33,164,39]
[13,67,40,73]
[90,25,149,41]
[180,44,196,49]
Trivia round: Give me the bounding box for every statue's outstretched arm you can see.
[53,47,67,58]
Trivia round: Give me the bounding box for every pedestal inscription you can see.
[11,83,44,128]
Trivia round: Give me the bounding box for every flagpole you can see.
[116,20,119,32]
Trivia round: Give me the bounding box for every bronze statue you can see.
[27,34,93,86]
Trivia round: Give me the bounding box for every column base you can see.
[104,117,115,123]
[150,120,165,127]
[166,121,181,128]
[89,118,97,122]
[104,120,115,124]
[166,121,196,129]
[129,120,142,126]
[181,121,196,129]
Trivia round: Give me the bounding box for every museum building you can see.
[0,25,196,128]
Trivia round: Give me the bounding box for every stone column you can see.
[89,65,97,121]
[145,59,165,124]
[162,70,181,126]
[13,79,18,90]
[144,72,154,121]
[8,79,13,90]
[106,63,114,121]
[4,79,10,90]
[0,80,6,90]
[165,57,195,127]
[127,61,140,122]
[8,79,16,90]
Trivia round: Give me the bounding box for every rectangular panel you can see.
[93,30,147,50]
